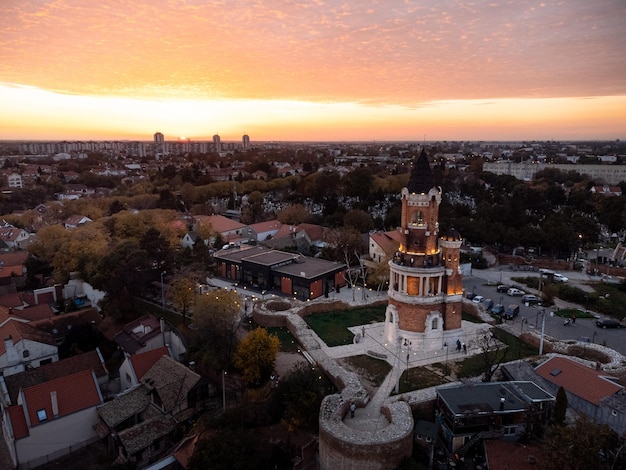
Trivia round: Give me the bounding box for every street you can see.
[464,268,626,356]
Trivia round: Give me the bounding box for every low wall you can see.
[318,399,413,470]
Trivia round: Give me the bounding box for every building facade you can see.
[384,149,464,351]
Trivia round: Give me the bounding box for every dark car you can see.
[466,292,477,300]
[482,298,494,310]
[496,285,509,293]
[491,304,505,316]
[596,318,624,329]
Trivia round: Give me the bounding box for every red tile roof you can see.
[22,369,102,426]
[5,350,107,405]
[10,303,55,322]
[0,320,55,356]
[249,219,282,234]
[484,440,545,469]
[370,231,401,257]
[194,215,245,234]
[130,346,170,380]
[535,356,622,405]
[8,405,29,439]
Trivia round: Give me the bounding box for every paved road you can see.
[464,267,626,356]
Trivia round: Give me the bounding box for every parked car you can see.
[496,285,510,293]
[596,318,624,329]
[466,292,477,300]
[504,304,520,319]
[491,304,505,316]
[507,288,525,296]
[522,294,540,305]
[472,295,484,303]
[482,298,494,310]
[553,273,568,283]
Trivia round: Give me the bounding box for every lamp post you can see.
[406,353,410,384]
[443,342,449,376]
[222,370,227,412]
[160,271,166,311]
[539,311,546,355]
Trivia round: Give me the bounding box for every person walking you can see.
[462,343,467,354]
[350,402,356,418]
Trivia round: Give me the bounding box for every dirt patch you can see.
[567,345,611,363]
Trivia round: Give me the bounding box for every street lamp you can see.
[160,271,166,311]
[222,370,227,412]
[443,342,449,376]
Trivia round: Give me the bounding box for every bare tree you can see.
[472,331,508,382]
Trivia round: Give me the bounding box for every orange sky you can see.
[1,0,625,142]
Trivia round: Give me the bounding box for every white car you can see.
[472,295,484,303]
[507,288,525,296]
[553,273,568,283]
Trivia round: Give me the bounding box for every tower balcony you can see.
[392,252,442,269]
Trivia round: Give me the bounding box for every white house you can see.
[0,321,58,377]
[2,369,103,468]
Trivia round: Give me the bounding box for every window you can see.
[23,350,30,358]
[504,426,516,436]
[431,318,438,330]
[37,409,48,422]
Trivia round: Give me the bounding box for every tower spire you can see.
[407,148,434,194]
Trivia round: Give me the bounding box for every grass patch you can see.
[304,305,386,347]
[396,366,448,394]
[340,355,392,387]
[552,308,595,319]
[456,327,538,379]
[265,326,300,352]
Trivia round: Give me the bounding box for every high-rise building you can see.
[383,149,464,351]
[154,132,165,158]
[213,134,221,153]
[242,134,250,150]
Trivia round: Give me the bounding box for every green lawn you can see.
[456,327,538,379]
[304,305,386,347]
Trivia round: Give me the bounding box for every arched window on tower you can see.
[431,318,438,329]
[411,210,424,226]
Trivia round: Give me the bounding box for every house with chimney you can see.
[1,369,103,468]
[0,320,58,377]
[436,381,554,456]
[113,314,186,363]
[95,355,208,467]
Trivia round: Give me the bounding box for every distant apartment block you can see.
[483,161,626,185]
[7,173,22,189]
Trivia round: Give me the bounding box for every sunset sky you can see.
[1,0,625,142]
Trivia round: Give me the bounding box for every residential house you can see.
[533,356,626,437]
[180,231,201,249]
[0,320,58,377]
[56,184,94,200]
[118,346,171,392]
[266,222,328,255]
[2,369,103,468]
[0,226,31,250]
[113,314,186,362]
[31,307,102,346]
[591,185,623,197]
[368,230,401,263]
[96,355,207,468]
[63,214,93,228]
[436,381,554,456]
[6,173,22,189]
[246,219,282,244]
[193,214,247,245]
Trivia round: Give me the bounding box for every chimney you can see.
[499,397,505,411]
[51,391,59,417]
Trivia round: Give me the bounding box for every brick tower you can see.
[383,149,463,351]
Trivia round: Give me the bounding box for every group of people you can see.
[455,339,467,354]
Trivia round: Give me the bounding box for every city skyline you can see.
[1,0,625,142]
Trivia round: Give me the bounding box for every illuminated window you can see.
[37,409,47,422]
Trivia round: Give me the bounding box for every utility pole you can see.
[539,313,546,355]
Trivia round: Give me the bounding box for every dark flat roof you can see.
[242,250,300,267]
[437,381,554,416]
[272,256,345,279]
